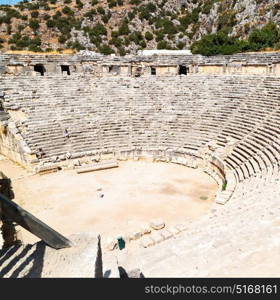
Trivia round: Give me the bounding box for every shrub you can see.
[92,22,107,36]
[97,7,105,15]
[118,46,126,56]
[28,44,42,52]
[190,31,249,56]
[0,8,22,24]
[109,37,123,47]
[71,40,86,50]
[111,30,119,38]
[179,14,191,28]
[108,0,117,8]
[53,11,62,19]
[44,14,51,20]
[177,41,185,49]
[145,31,153,41]
[58,35,68,43]
[124,37,130,46]
[43,5,51,11]
[17,24,24,31]
[155,31,164,42]
[138,4,156,21]
[76,0,83,9]
[118,22,130,35]
[129,31,143,44]
[201,0,215,15]
[157,40,169,49]
[248,22,280,51]
[46,19,54,27]
[9,34,42,51]
[29,19,40,30]
[89,35,102,46]
[128,11,135,20]
[139,40,146,48]
[98,44,114,55]
[24,2,39,10]
[129,0,140,4]
[31,11,39,18]
[62,6,74,16]
[31,36,41,46]
[179,33,184,39]
[84,9,96,20]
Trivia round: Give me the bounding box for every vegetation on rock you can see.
[0,0,279,55]
[191,22,280,56]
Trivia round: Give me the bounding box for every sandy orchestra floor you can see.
[0,156,218,244]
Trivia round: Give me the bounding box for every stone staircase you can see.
[1,74,280,199]
[114,180,280,277]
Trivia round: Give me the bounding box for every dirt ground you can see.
[0,156,218,244]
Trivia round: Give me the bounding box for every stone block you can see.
[150,232,164,244]
[140,236,155,248]
[160,229,173,240]
[129,231,142,241]
[150,219,165,230]
[175,223,187,232]
[169,226,180,235]
[105,238,117,251]
[140,223,151,235]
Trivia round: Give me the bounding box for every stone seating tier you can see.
[1,74,280,205]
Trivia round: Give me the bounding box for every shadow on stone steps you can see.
[118,266,145,278]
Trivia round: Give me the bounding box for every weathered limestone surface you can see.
[0,72,280,205]
[0,233,101,278]
[2,51,280,76]
[1,51,280,70]
[116,179,280,277]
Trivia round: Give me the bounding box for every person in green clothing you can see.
[117,236,125,250]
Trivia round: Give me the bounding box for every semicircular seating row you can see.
[1,74,280,202]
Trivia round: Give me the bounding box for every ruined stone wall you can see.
[2,52,280,77]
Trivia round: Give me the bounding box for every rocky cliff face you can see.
[0,0,279,54]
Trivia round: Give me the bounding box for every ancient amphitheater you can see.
[0,51,280,277]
